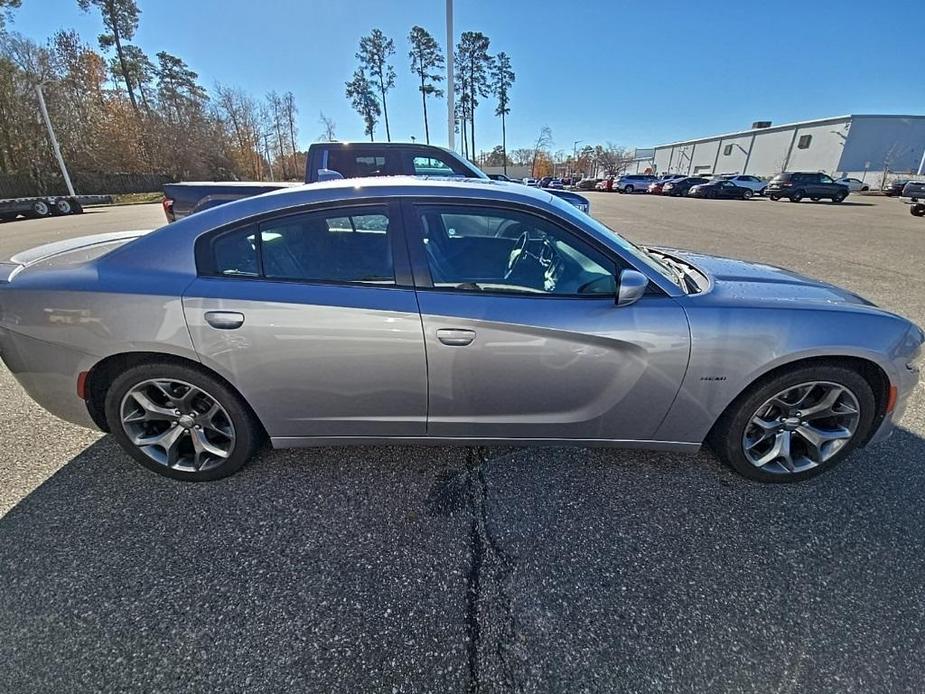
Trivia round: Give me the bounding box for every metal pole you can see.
[446,0,454,151]
[918,146,925,176]
[35,83,76,197]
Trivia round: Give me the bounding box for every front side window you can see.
[819,174,834,184]
[416,205,617,296]
[797,134,813,149]
[206,207,394,285]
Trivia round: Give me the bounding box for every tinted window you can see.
[260,208,393,284]
[212,226,259,277]
[723,144,733,156]
[797,134,812,149]
[819,174,834,184]
[326,149,390,178]
[413,155,456,177]
[416,205,616,296]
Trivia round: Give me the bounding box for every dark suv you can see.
[766,172,849,203]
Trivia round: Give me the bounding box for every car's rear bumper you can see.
[0,326,99,430]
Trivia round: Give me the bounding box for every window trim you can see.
[194,199,414,289]
[797,134,813,150]
[401,197,640,300]
[723,144,733,156]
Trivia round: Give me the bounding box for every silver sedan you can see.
[1,178,921,482]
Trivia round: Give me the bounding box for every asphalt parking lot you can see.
[2,195,924,693]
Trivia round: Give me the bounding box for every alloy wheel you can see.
[741,381,861,475]
[120,378,236,473]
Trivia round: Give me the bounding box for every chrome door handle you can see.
[436,328,476,346]
[204,311,245,330]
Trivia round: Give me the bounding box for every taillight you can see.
[161,196,175,222]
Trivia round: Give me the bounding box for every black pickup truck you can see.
[162,142,590,221]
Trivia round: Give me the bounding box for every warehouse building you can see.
[650,114,925,183]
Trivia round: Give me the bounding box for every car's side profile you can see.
[0,178,921,483]
[766,172,850,202]
[688,180,754,200]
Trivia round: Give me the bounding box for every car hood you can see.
[658,248,876,309]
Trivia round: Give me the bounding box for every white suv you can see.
[718,174,767,195]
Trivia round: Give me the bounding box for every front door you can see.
[405,201,691,442]
[183,202,427,441]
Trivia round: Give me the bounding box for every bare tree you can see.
[356,29,395,142]
[318,111,336,142]
[531,125,552,178]
[407,25,444,145]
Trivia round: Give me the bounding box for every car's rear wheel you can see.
[769,194,780,201]
[104,362,261,481]
[711,364,875,482]
[790,190,804,202]
[742,189,753,200]
[832,192,847,203]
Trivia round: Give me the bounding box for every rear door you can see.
[403,199,690,442]
[183,200,427,441]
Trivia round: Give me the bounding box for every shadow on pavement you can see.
[0,439,476,693]
[2,430,924,693]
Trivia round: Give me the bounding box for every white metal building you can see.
[650,114,925,182]
[620,148,656,175]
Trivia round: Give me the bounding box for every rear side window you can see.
[326,149,390,178]
[204,207,394,285]
[211,226,259,277]
[413,156,456,176]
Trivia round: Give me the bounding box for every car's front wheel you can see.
[624,185,634,193]
[769,194,780,201]
[711,364,875,482]
[790,190,805,202]
[104,362,262,481]
[742,189,753,200]
[832,192,847,203]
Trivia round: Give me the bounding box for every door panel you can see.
[184,278,427,438]
[417,291,691,440]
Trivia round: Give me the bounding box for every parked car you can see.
[615,174,657,193]
[523,177,538,186]
[662,177,709,197]
[576,178,601,191]
[835,177,870,192]
[766,172,849,203]
[902,181,925,217]
[549,178,565,189]
[162,142,590,217]
[538,176,553,188]
[718,174,767,196]
[883,179,909,197]
[487,173,513,182]
[688,179,754,200]
[647,175,685,195]
[2,177,920,483]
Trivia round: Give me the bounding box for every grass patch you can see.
[111,192,163,205]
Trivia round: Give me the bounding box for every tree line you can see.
[0,0,321,194]
[345,26,516,172]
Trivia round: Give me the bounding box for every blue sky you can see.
[8,0,924,153]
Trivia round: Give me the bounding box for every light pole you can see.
[572,139,582,178]
[35,82,76,197]
[446,0,454,151]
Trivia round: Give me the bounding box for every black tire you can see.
[710,363,876,483]
[742,189,753,200]
[624,185,634,194]
[51,197,73,216]
[832,192,847,203]
[769,194,780,201]
[810,197,821,202]
[104,361,262,481]
[26,200,51,218]
[911,203,925,217]
[790,190,804,202]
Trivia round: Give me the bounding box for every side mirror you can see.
[616,269,648,307]
[316,168,344,182]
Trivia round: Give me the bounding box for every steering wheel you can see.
[504,231,557,281]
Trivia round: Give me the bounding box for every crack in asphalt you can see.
[463,447,519,694]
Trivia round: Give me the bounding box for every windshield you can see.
[547,194,682,287]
